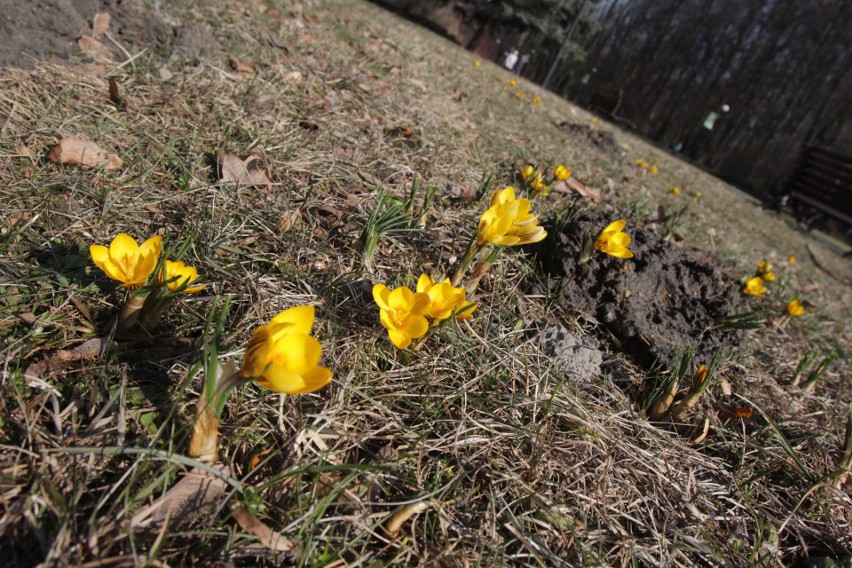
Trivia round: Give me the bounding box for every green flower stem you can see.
[451,235,481,287]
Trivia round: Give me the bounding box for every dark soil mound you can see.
[530,209,747,369]
[0,0,214,68]
[557,122,624,162]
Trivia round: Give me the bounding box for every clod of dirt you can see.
[527,322,603,381]
[530,209,747,369]
[557,122,624,162]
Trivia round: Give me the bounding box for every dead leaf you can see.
[130,464,230,530]
[386,501,431,535]
[229,55,256,79]
[108,77,123,108]
[283,70,302,83]
[77,35,113,61]
[553,178,601,202]
[306,205,342,226]
[232,506,298,553]
[24,338,111,382]
[48,136,122,170]
[278,210,302,232]
[218,151,272,191]
[92,12,110,39]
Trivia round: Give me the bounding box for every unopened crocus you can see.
[476,187,546,246]
[532,96,542,105]
[554,165,571,181]
[161,260,205,294]
[788,255,797,264]
[595,220,634,259]
[650,165,659,175]
[373,284,430,349]
[787,299,804,316]
[519,164,535,181]
[90,233,162,289]
[473,60,481,68]
[416,274,476,321]
[743,276,767,298]
[672,186,681,196]
[507,78,517,86]
[241,306,332,394]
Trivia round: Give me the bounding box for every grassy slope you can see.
[0,0,850,565]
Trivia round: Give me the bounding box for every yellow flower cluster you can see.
[477,187,547,246]
[756,260,776,281]
[90,233,203,294]
[373,276,475,349]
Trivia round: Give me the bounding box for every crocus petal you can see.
[241,326,271,378]
[411,292,431,316]
[90,244,110,272]
[602,220,626,234]
[268,334,323,375]
[388,287,415,312]
[293,366,333,394]
[372,284,392,310]
[269,305,315,335]
[400,314,429,339]
[388,328,412,349]
[416,274,434,294]
[256,367,304,394]
[379,308,395,330]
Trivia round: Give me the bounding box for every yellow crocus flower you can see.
[532,96,542,105]
[554,165,571,181]
[476,187,547,246]
[788,255,797,264]
[594,220,634,259]
[650,165,659,174]
[756,260,776,281]
[515,90,525,99]
[672,186,681,196]
[635,159,649,169]
[743,276,767,297]
[786,299,804,317]
[241,306,332,394]
[416,275,476,321]
[507,78,517,86]
[519,164,535,181]
[161,260,205,294]
[531,173,550,197]
[90,233,162,289]
[373,284,430,349]
[473,60,481,68]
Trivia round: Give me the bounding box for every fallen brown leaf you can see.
[77,36,113,61]
[48,136,122,170]
[130,464,230,530]
[232,506,298,554]
[229,55,257,79]
[218,151,273,191]
[278,210,302,232]
[92,12,110,39]
[24,338,110,382]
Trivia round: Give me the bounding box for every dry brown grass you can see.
[0,0,850,566]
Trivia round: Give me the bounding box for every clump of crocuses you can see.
[90,233,204,331]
